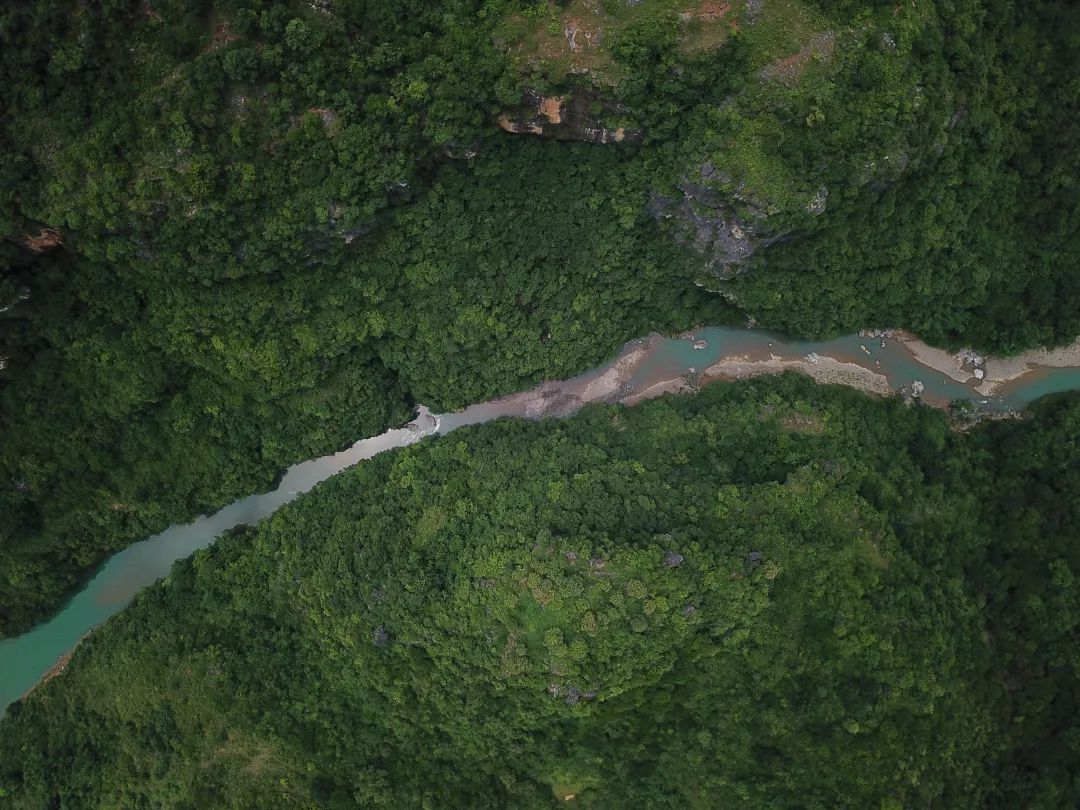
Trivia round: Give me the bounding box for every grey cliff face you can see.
[649,165,774,278]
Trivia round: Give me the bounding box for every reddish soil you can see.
[697,1,732,22]
[18,228,63,252]
[760,31,836,83]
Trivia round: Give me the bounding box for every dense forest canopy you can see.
[1,0,1078,648]
[1,377,1078,807]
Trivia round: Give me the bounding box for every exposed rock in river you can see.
[892,331,1080,397]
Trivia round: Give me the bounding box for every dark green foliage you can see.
[722,0,1080,352]
[0,1,1077,804]
[369,140,731,406]
[0,135,722,634]
[966,395,1080,805]
[0,376,1013,807]
[0,2,726,634]
[1,0,1078,717]
[4,378,1080,806]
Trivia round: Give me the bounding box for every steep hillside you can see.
[3,377,1078,807]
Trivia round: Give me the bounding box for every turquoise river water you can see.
[3,326,1080,715]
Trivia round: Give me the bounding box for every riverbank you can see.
[500,330,940,422]
[449,326,1080,436]
[700,354,892,397]
[21,633,87,702]
[896,331,1080,396]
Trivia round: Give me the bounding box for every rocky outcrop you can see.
[806,185,828,216]
[648,162,784,277]
[663,550,685,568]
[497,89,641,145]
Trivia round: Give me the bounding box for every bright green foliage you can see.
[8,376,1078,807]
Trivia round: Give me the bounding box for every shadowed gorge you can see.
[1,0,1079,806]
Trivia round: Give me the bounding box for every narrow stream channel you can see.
[3,325,1079,714]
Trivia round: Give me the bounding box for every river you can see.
[3,325,1080,715]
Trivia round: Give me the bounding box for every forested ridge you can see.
[2,376,1078,807]
[1,0,1078,654]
